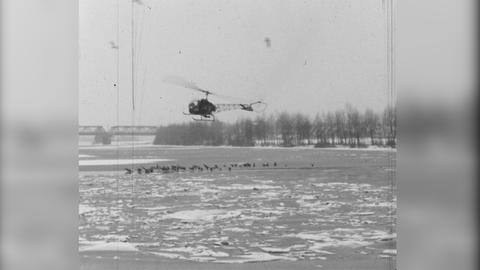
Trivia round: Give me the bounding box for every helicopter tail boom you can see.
[216,101,266,113]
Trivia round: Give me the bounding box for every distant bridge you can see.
[109,125,158,135]
[79,126,108,135]
[79,125,158,144]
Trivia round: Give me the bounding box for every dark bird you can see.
[124,168,132,174]
[109,41,119,49]
[264,37,271,48]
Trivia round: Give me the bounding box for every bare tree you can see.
[364,108,379,145]
[293,113,312,145]
[253,116,267,145]
[345,104,362,145]
[313,114,327,144]
[243,119,255,146]
[153,104,396,148]
[325,112,336,144]
[335,109,346,144]
[276,112,294,146]
[382,105,396,147]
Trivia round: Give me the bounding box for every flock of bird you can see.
[123,161,312,175]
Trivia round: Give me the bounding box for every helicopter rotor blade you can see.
[163,76,213,96]
[163,76,267,109]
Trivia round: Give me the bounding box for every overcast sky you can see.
[80,0,392,126]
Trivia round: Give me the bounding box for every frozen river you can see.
[79,145,396,269]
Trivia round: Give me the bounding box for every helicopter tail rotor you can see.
[249,101,268,113]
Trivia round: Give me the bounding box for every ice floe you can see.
[382,249,397,255]
[162,209,242,222]
[79,159,173,166]
[79,205,96,215]
[288,228,389,251]
[260,247,292,253]
[217,184,281,191]
[151,252,186,259]
[79,154,96,158]
[171,246,227,257]
[223,227,250,233]
[215,252,296,263]
[79,241,139,252]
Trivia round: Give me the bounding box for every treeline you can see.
[153,104,396,148]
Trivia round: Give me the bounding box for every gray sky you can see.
[80,0,391,126]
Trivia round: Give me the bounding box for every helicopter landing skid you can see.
[183,112,215,122]
[192,116,215,122]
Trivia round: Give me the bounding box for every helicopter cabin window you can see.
[189,101,199,114]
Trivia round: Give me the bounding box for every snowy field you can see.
[79,145,396,269]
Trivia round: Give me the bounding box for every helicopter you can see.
[164,76,266,121]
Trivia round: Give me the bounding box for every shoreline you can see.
[79,143,396,152]
[80,251,394,270]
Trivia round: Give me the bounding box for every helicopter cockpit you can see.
[188,101,200,114]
